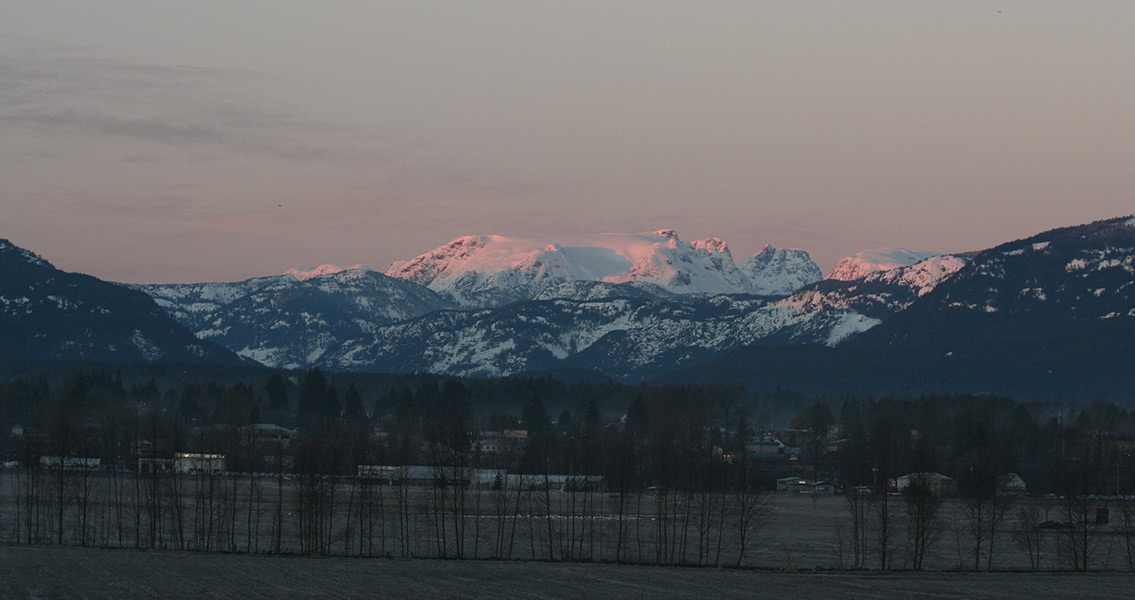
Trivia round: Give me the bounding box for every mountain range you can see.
[4,216,1133,400]
[136,230,906,374]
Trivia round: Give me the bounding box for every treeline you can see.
[2,367,1135,570]
[3,368,1135,498]
[0,369,772,566]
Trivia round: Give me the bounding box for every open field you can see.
[0,545,1131,600]
[3,470,1134,571]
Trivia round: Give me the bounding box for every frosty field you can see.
[0,545,1129,600]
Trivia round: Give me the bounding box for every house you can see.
[895,472,955,495]
[996,473,1028,496]
[241,423,297,471]
[745,438,790,458]
[776,477,834,495]
[476,429,528,455]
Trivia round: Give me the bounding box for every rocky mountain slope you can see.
[0,240,243,365]
[139,268,455,368]
[738,245,825,295]
[668,216,1135,400]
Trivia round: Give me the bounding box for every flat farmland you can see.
[3,470,1134,572]
[0,545,1130,600]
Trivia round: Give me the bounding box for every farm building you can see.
[894,472,955,495]
[996,472,1028,496]
[355,465,604,491]
[776,477,834,495]
[175,453,226,473]
[745,438,790,458]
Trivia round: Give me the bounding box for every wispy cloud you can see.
[0,50,389,164]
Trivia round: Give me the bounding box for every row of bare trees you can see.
[0,463,776,566]
[834,480,1135,572]
[5,369,1135,570]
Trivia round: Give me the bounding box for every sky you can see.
[3,1,1134,284]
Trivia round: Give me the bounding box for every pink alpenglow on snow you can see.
[384,231,824,307]
[283,264,369,281]
[826,248,941,281]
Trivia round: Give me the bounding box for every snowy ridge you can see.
[885,255,969,296]
[530,280,677,302]
[827,247,941,281]
[384,231,822,307]
[325,295,871,378]
[941,216,1135,320]
[738,246,824,295]
[140,269,455,369]
[782,255,969,317]
[284,264,369,281]
[0,239,52,268]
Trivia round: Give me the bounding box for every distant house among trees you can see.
[895,472,955,495]
[996,472,1028,496]
[476,429,528,454]
[745,437,790,458]
[776,477,833,494]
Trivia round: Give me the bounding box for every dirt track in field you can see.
[1,545,1129,600]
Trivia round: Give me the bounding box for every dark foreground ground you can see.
[1,546,1131,600]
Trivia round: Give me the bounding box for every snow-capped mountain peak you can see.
[691,237,731,254]
[383,231,802,307]
[283,264,369,281]
[737,245,824,295]
[827,247,941,281]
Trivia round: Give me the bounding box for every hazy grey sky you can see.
[4,1,1134,283]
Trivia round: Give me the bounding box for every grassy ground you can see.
[0,545,1131,600]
